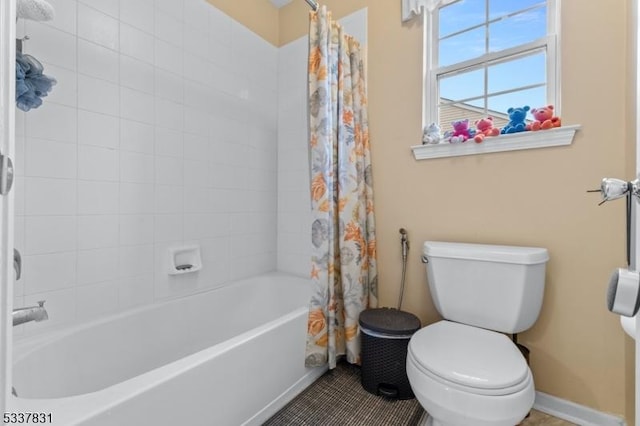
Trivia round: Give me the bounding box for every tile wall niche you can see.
[276,9,368,277]
[14,0,278,335]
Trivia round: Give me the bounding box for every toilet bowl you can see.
[407,321,534,426]
[407,241,548,426]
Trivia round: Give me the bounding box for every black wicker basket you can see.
[359,308,421,400]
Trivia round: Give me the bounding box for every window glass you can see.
[487,86,546,118]
[427,0,555,131]
[489,0,545,20]
[487,52,546,94]
[439,0,486,39]
[489,7,547,52]
[439,27,486,68]
[438,100,489,132]
[440,68,485,103]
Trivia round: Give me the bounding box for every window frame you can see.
[422,0,560,128]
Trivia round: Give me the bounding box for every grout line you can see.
[73,1,80,323]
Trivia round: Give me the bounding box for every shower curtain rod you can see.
[304,0,319,11]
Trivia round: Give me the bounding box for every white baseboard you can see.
[534,391,626,426]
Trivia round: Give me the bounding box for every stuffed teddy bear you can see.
[527,105,561,131]
[422,122,442,144]
[501,106,530,134]
[473,117,500,143]
[447,119,474,143]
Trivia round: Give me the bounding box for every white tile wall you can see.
[276,36,311,277]
[15,0,278,335]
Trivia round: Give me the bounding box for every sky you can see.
[437,0,548,117]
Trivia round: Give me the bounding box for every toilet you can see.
[406,241,549,426]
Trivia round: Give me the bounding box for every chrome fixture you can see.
[14,248,21,280]
[590,176,640,317]
[397,228,410,310]
[304,0,319,11]
[588,177,640,265]
[588,177,640,205]
[0,149,14,195]
[15,36,29,54]
[13,301,48,326]
[400,228,409,261]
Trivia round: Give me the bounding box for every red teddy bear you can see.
[528,105,561,131]
[473,117,500,143]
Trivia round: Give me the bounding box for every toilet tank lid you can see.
[423,241,549,265]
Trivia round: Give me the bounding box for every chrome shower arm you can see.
[304,0,319,11]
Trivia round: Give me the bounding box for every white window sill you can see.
[411,125,581,160]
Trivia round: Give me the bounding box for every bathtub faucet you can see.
[13,301,48,326]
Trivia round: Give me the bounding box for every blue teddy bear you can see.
[501,106,530,134]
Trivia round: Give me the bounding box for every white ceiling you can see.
[269,0,293,8]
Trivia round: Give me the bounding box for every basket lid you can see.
[359,308,421,336]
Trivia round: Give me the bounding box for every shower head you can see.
[399,228,407,235]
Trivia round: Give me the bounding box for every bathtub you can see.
[8,272,326,426]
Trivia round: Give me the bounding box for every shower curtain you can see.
[305,6,378,369]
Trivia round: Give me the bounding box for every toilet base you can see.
[424,412,517,426]
[422,415,443,426]
[407,355,534,426]
[417,412,430,426]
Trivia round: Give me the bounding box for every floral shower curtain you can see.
[305,6,378,369]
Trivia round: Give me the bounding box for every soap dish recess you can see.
[168,245,202,275]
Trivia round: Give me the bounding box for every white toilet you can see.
[406,241,549,426]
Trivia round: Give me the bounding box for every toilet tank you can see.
[423,241,549,334]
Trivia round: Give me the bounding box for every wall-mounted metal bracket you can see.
[587,177,640,205]
[588,175,640,268]
[15,36,28,54]
[0,151,14,195]
[631,178,640,202]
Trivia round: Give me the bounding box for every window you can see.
[424,0,558,131]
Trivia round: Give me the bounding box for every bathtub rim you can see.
[13,270,311,362]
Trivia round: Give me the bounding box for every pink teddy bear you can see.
[473,117,500,143]
[448,119,473,143]
[527,105,561,131]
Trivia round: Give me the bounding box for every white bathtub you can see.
[9,272,326,426]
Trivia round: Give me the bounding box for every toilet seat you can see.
[408,320,530,396]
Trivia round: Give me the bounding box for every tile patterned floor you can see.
[264,362,423,425]
[265,362,576,426]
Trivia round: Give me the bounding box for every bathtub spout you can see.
[13,301,48,326]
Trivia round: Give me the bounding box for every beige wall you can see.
[208,0,634,422]
[205,0,280,45]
